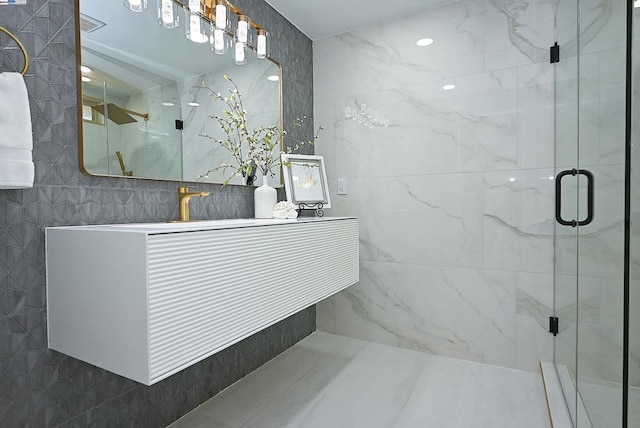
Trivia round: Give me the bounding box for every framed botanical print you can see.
[281,154,331,209]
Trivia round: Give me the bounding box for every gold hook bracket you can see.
[0,26,29,76]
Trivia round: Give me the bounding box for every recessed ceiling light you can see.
[442,84,456,90]
[80,65,92,73]
[635,0,640,7]
[161,102,175,107]
[267,75,279,81]
[81,76,91,82]
[188,102,200,107]
[416,38,434,47]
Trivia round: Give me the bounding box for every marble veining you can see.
[168,332,550,428]
[315,0,627,382]
[313,0,485,102]
[315,0,559,373]
[318,261,517,368]
[516,290,551,328]
[486,0,556,66]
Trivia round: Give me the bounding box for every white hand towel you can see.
[0,72,34,188]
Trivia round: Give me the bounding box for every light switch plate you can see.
[337,178,347,195]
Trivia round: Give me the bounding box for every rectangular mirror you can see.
[77,0,283,186]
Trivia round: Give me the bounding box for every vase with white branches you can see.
[200,75,320,218]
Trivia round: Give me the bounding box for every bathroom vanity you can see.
[46,217,359,385]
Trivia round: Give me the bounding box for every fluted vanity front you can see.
[46,217,359,385]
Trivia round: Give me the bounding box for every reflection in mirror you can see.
[78,0,282,186]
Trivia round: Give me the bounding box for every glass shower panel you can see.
[554,0,580,423]
[575,1,627,427]
[628,4,640,427]
[555,1,628,427]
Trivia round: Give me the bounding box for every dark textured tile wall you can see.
[0,1,315,426]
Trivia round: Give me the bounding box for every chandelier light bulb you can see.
[129,0,271,66]
[237,15,250,44]
[185,0,208,44]
[215,0,227,30]
[256,29,268,59]
[124,0,147,13]
[161,1,173,25]
[213,28,227,54]
[186,15,208,43]
[235,41,246,65]
[158,0,179,28]
[188,0,199,13]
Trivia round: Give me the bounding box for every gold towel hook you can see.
[0,26,29,76]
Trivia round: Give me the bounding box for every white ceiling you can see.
[264,0,457,40]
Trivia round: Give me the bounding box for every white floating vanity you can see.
[46,217,359,385]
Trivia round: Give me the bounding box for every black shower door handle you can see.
[555,168,594,227]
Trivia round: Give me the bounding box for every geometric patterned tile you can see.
[0,0,315,426]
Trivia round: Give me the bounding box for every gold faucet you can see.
[177,186,210,222]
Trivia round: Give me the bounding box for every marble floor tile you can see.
[394,355,549,428]
[279,342,431,428]
[169,332,551,428]
[169,411,235,428]
[578,378,624,428]
[193,333,368,427]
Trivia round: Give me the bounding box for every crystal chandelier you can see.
[124,0,269,65]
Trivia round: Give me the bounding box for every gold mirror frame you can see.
[0,26,29,75]
[74,0,284,186]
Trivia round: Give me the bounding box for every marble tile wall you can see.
[314,0,556,373]
[0,0,315,426]
[315,0,627,376]
[123,86,183,180]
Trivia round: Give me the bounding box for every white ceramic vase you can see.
[254,175,277,218]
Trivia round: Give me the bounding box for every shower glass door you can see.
[628,3,640,426]
[554,1,628,427]
[553,0,580,422]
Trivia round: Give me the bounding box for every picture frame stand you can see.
[298,202,325,217]
[281,154,332,216]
